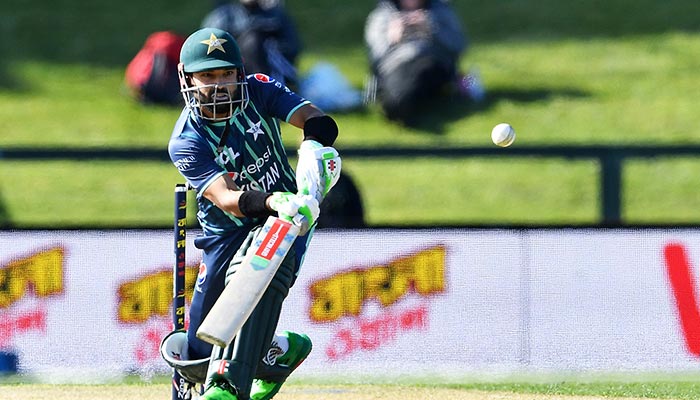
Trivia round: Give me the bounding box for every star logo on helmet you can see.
[200,33,227,55]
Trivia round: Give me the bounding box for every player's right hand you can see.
[269,192,320,234]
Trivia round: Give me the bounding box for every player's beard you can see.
[198,87,235,119]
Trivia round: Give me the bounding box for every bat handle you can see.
[292,214,306,226]
[278,214,302,225]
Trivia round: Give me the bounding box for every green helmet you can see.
[180,28,244,73]
[178,28,249,121]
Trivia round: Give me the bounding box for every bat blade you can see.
[196,216,299,347]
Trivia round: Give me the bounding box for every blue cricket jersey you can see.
[168,73,310,235]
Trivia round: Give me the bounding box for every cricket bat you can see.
[196,216,300,347]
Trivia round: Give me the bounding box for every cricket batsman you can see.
[160,27,341,400]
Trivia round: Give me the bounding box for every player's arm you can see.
[201,174,247,217]
[201,174,275,219]
[203,173,319,231]
[287,104,342,203]
[287,103,324,130]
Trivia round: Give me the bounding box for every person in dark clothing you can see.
[202,0,302,87]
[364,0,468,125]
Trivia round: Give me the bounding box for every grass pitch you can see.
[3,381,700,400]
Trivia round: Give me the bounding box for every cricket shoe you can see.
[200,384,239,400]
[250,331,312,400]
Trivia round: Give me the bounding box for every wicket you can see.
[172,183,189,400]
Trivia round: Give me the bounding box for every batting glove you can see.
[268,192,320,235]
[295,140,342,204]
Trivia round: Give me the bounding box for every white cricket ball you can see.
[491,123,516,147]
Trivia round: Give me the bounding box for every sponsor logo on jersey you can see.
[217,145,283,192]
[253,73,272,83]
[238,162,281,192]
[174,155,196,171]
[216,148,240,168]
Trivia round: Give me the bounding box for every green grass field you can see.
[1,1,700,227]
[3,377,700,399]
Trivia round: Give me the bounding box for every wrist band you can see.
[303,115,338,146]
[238,191,272,218]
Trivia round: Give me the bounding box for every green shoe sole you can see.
[200,385,239,400]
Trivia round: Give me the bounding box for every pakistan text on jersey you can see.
[239,162,281,192]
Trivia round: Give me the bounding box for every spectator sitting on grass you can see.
[364,0,473,126]
[202,0,302,87]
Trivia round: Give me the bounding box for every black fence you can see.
[3,145,699,225]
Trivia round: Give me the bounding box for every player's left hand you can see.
[295,140,342,204]
[269,192,320,235]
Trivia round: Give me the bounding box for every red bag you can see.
[125,31,185,105]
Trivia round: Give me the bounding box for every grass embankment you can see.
[1,1,699,227]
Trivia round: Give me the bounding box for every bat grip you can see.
[292,214,306,226]
[278,214,303,226]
